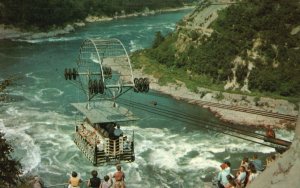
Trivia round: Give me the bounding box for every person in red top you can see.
[113,164,125,188]
[266,125,276,138]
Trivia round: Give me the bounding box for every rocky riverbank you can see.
[0,24,76,40]
[133,68,298,130]
[0,6,195,40]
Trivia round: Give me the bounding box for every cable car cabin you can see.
[72,101,137,166]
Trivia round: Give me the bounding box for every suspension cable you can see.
[117,97,291,149]
[119,97,265,138]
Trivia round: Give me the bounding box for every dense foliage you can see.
[0,0,190,29]
[143,0,300,97]
[152,31,165,48]
[0,132,22,186]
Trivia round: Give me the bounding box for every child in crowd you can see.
[100,174,113,188]
[68,171,82,188]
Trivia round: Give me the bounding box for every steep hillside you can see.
[132,0,300,99]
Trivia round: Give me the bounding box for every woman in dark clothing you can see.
[87,170,101,188]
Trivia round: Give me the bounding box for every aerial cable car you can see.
[64,38,149,165]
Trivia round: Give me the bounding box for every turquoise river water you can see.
[0,9,293,187]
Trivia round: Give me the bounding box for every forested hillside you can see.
[133,0,300,98]
[0,0,192,29]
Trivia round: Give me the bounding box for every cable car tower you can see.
[64,38,149,165]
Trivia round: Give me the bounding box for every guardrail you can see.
[45,183,68,188]
[45,180,89,188]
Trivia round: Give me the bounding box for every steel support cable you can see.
[118,99,278,148]
[121,105,265,146]
[145,91,297,121]
[118,98,267,140]
[145,100,292,146]
[118,98,291,148]
[118,98,265,140]
[119,100,287,149]
[118,99,264,142]
[139,99,267,138]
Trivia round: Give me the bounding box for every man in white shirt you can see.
[217,163,230,188]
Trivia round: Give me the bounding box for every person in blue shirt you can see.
[251,154,264,172]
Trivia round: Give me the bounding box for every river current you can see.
[0,9,293,187]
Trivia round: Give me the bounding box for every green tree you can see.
[0,132,22,186]
[152,31,165,48]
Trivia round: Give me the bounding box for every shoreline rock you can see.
[0,24,75,40]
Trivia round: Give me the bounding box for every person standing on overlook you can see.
[100,175,113,188]
[240,157,249,170]
[87,170,101,188]
[68,171,82,188]
[247,163,259,186]
[113,164,125,188]
[251,154,264,172]
[217,163,230,188]
[266,155,276,167]
[235,166,247,187]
